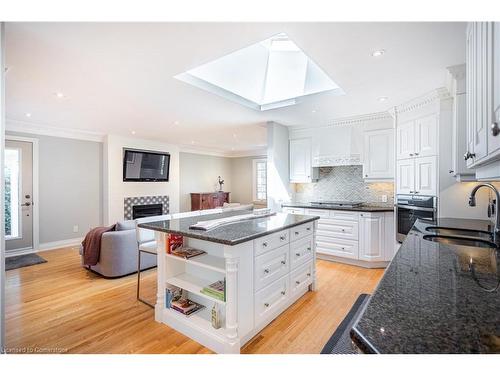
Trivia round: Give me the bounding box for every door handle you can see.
[21,202,32,207]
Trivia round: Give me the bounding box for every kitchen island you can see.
[139,211,320,353]
[351,218,500,353]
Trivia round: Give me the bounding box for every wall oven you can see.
[396,195,437,242]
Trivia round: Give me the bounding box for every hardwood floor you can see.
[5,247,384,354]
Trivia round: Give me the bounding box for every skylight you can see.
[175,33,344,111]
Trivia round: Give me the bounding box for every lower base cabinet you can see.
[359,212,385,262]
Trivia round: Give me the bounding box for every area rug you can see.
[320,293,370,354]
[5,253,47,271]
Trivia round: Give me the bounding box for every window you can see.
[5,147,21,239]
[253,159,267,202]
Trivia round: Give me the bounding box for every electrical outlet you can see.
[73,225,79,233]
[381,195,388,203]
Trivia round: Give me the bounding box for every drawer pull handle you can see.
[264,303,269,307]
[307,247,311,251]
[341,229,345,232]
[264,269,270,274]
[296,280,301,285]
[296,253,301,257]
[281,290,286,295]
[307,273,311,277]
[295,231,299,235]
[281,260,286,265]
[306,227,311,231]
[280,236,286,241]
[341,247,345,250]
[262,242,268,247]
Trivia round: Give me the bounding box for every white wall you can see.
[103,135,180,224]
[179,152,232,212]
[267,121,291,212]
[0,21,6,353]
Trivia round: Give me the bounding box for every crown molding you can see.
[291,111,392,131]
[180,145,267,158]
[394,87,451,115]
[6,119,105,142]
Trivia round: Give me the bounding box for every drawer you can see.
[254,244,290,291]
[282,207,305,215]
[290,222,314,242]
[316,237,359,259]
[254,275,290,328]
[290,261,313,299]
[330,210,359,221]
[317,218,359,241]
[290,235,314,270]
[304,208,330,218]
[254,229,289,256]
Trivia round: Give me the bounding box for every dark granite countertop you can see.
[138,210,320,246]
[282,202,394,212]
[351,218,500,354]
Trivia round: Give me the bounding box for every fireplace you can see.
[132,204,163,219]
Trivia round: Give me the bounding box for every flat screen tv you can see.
[123,148,170,182]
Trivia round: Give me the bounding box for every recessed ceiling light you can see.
[54,92,65,98]
[312,109,317,113]
[231,147,235,151]
[191,140,195,145]
[173,121,180,125]
[378,96,389,102]
[131,130,136,135]
[232,133,237,139]
[25,113,32,118]
[371,49,385,57]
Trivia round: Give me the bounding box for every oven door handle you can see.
[396,204,436,212]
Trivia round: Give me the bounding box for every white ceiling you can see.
[5,22,466,155]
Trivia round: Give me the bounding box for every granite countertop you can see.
[282,202,394,212]
[138,210,320,246]
[351,218,500,354]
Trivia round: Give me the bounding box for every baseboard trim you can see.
[317,253,389,269]
[5,237,83,258]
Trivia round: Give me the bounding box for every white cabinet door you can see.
[488,22,500,155]
[466,23,476,167]
[363,129,394,179]
[415,115,438,157]
[396,159,415,194]
[396,121,415,160]
[359,213,385,262]
[414,156,437,196]
[290,138,313,183]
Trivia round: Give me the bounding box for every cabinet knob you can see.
[365,174,368,177]
[295,231,299,235]
[296,281,301,285]
[280,235,286,240]
[281,290,286,295]
[492,122,500,136]
[307,273,311,277]
[296,253,300,257]
[264,303,269,307]
[464,151,476,160]
[262,242,268,247]
[307,247,311,251]
[449,170,454,174]
[409,153,414,157]
[414,152,419,156]
[264,269,270,274]
[281,260,286,265]
[306,227,311,231]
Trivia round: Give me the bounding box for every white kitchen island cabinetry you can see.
[139,212,319,354]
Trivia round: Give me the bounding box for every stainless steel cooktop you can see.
[309,201,364,208]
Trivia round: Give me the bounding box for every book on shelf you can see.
[166,234,183,254]
[170,298,205,316]
[165,286,182,308]
[170,246,206,259]
[201,279,225,302]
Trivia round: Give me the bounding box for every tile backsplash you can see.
[292,166,394,205]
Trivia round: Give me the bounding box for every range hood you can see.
[310,125,363,167]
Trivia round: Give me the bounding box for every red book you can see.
[166,234,183,254]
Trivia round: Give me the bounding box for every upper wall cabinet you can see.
[465,22,500,176]
[289,138,318,183]
[396,115,438,160]
[363,128,394,180]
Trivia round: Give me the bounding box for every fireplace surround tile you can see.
[124,195,169,220]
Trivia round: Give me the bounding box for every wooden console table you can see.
[190,192,230,211]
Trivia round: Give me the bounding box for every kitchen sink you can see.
[425,226,493,240]
[422,234,497,248]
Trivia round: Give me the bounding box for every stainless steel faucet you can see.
[468,183,500,233]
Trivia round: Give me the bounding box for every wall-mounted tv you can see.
[123,148,170,182]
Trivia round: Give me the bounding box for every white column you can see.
[225,256,239,342]
[154,232,166,322]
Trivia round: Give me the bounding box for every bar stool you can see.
[135,214,171,308]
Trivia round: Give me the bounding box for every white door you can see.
[289,138,312,183]
[414,156,437,196]
[363,129,394,179]
[359,213,385,262]
[5,140,34,252]
[396,159,415,194]
[396,121,415,160]
[415,115,438,157]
